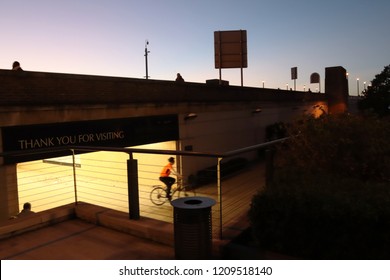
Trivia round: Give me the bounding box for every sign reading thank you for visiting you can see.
[1,114,179,163]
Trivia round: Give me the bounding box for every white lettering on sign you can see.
[18,138,55,149]
[95,131,125,141]
[78,134,95,143]
[56,136,77,145]
[17,131,125,150]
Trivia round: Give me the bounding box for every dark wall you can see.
[0,70,326,106]
[325,66,349,114]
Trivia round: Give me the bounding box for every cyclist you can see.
[159,157,181,199]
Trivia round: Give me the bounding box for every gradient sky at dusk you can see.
[1,0,389,95]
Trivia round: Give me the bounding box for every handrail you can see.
[0,137,289,160]
[223,137,289,157]
[1,137,289,239]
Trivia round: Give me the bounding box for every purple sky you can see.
[1,0,389,95]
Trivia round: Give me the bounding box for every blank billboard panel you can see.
[214,30,248,69]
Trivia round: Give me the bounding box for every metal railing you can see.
[1,138,287,239]
[16,160,75,211]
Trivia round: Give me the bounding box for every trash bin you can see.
[171,196,216,260]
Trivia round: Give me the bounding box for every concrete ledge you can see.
[0,204,75,240]
[74,202,174,247]
[74,202,238,258]
[0,201,249,259]
[221,213,251,241]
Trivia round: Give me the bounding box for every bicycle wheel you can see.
[178,186,196,198]
[150,186,168,206]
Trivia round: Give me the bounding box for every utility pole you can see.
[357,78,360,97]
[144,40,150,79]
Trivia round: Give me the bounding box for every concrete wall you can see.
[178,102,327,179]
[0,70,324,106]
[0,70,325,126]
[0,69,327,220]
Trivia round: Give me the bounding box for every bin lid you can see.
[171,196,216,209]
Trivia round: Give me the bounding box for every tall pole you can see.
[218,32,222,85]
[241,67,243,87]
[240,30,244,87]
[357,78,360,96]
[144,40,150,79]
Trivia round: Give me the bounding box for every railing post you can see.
[71,149,78,205]
[265,148,275,187]
[217,157,223,239]
[127,154,140,220]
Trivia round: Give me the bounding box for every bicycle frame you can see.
[150,179,196,206]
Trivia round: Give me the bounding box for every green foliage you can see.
[249,113,390,259]
[249,170,390,259]
[358,64,390,117]
[278,113,390,182]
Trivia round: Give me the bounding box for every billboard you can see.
[291,67,298,80]
[214,30,248,69]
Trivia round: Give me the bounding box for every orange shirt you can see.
[160,163,173,177]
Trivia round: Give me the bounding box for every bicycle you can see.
[150,179,196,206]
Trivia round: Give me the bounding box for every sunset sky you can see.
[1,0,389,94]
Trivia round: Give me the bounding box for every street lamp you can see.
[357,78,360,96]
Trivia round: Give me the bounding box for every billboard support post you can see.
[214,30,248,87]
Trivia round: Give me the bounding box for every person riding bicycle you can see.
[159,157,181,199]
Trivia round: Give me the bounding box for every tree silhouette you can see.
[358,64,390,117]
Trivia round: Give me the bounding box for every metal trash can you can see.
[171,196,216,259]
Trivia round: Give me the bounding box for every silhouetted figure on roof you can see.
[175,73,184,83]
[17,202,35,218]
[12,61,23,71]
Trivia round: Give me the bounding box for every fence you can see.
[3,138,287,239]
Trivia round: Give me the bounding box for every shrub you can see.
[265,122,288,141]
[249,169,390,259]
[249,114,390,259]
[358,64,390,117]
[277,113,390,182]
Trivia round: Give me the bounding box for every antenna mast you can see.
[144,40,150,79]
